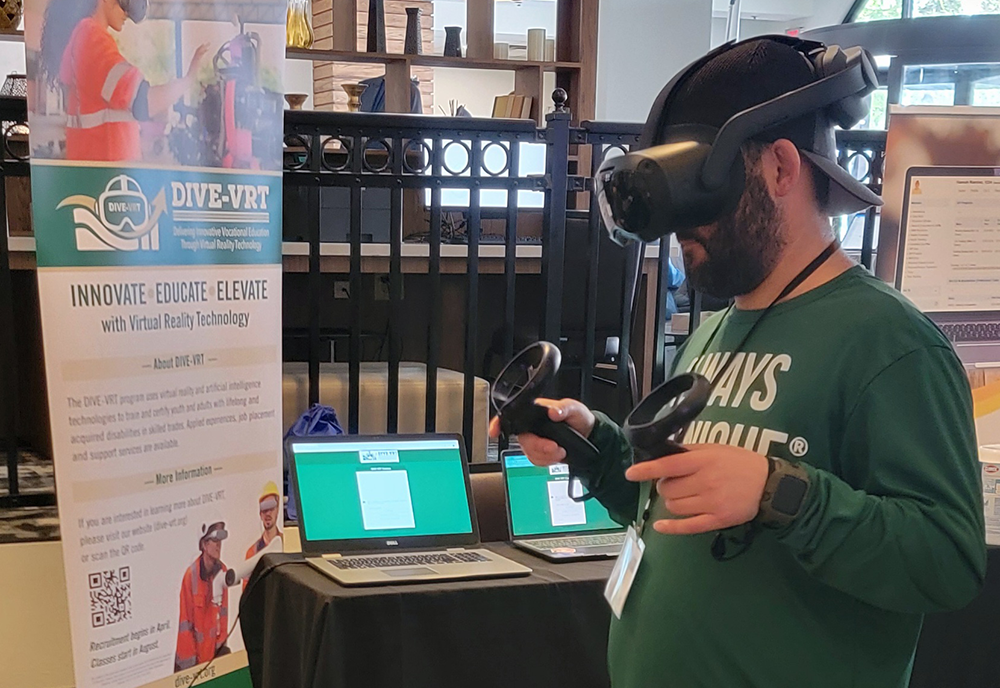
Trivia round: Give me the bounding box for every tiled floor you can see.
[0,450,59,544]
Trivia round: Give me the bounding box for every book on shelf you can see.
[492,92,534,119]
[492,93,510,118]
[520,96,533,119]
[507,94,522,118]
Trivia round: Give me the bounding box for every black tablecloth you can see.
[910,546,1000,688]
[240,544,614,688]
[242,543,999,688]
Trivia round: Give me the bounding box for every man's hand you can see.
[489,399,595,467]
[186,43,211,82]
[624,444,769,535]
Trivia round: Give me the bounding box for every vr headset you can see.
[595,35,879,245]
[119,0,148,23]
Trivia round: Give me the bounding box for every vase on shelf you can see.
[404,7,423,55]
[0,0,21,32]
[443,26,463,58]
[526,29,545,62]
[284,93,308,110]
[286,0,314,49]
[367,0,386,53]
[343,83,368,112]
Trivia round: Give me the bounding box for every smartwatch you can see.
[758,458,810,529]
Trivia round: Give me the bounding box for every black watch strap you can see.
[758,458,810,529]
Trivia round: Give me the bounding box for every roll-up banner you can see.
[25,0,285,686]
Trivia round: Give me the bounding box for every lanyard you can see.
[635,240,840,537]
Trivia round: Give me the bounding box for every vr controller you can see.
[491,342,600,467]
[492,342,712,468]
[622,373,711,462]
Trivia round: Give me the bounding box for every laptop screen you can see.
[292,437,474,543]
[898,168,1000,313]
[504,453,622,537]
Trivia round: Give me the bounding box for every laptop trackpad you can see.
[384,567,435,577]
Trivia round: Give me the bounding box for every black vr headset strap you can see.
[701,55,874,190]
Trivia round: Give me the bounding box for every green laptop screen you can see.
[504,454,621,537]
[293,438,473,542]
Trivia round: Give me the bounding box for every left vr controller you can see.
[491,341,601,467]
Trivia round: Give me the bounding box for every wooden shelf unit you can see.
[306,0,597,124]
[287,47,581,73]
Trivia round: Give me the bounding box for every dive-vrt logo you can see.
[58,174,167,252]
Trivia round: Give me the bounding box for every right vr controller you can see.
[623,373,712,463]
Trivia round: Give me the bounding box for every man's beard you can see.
[680,169,785,300]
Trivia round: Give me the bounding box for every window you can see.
[860,88,889,129]
[912,0,1000,17]
[902,63,1000,106]
[853,0,904,22]
[851,0,1000,20]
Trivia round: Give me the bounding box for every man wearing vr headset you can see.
[40,0,209,161]
[493,37,986,687]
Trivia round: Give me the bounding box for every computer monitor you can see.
[289,435,477,553]
[896,166,1000,313]
[502,452,622,538]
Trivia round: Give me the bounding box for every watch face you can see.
[772,475,808,515]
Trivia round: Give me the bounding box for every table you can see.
[240,544,614,688]
[909,546,1000,688]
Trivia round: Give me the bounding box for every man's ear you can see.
[768,139,803,200]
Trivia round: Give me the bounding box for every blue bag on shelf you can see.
[283,404,344,522]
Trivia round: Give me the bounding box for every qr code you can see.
[89,567,132,628]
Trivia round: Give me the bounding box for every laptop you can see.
[502,450,626,562]
[896,166,1000,365]
[288,434,532,586]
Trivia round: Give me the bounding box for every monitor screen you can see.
[292,438,473,542]
[504,453,621,537]
[899,170,1000,312]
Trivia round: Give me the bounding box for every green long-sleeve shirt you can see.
[578,266,986,688]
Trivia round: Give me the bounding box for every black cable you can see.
[185,559,306,686]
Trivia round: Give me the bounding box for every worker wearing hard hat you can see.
[175,520,230,672]
[245,481,282,560]
[242,482,282,590]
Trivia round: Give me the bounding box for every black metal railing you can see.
[837,129,887,270]
[572,120,646,407]
[0,95,50,509]
[283,107,545,460]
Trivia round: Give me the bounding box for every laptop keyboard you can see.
[940,322,1000,343]
[329,551,489,570]
[528,534,626,549]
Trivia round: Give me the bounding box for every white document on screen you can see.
[357,470,417,530]
[548,480,587,527]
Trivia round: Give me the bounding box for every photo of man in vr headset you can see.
[494,36,986,688]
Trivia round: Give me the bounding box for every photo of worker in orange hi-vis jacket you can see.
[174,520,231,673]
[240,482,283,590]
[39,0,208,162]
